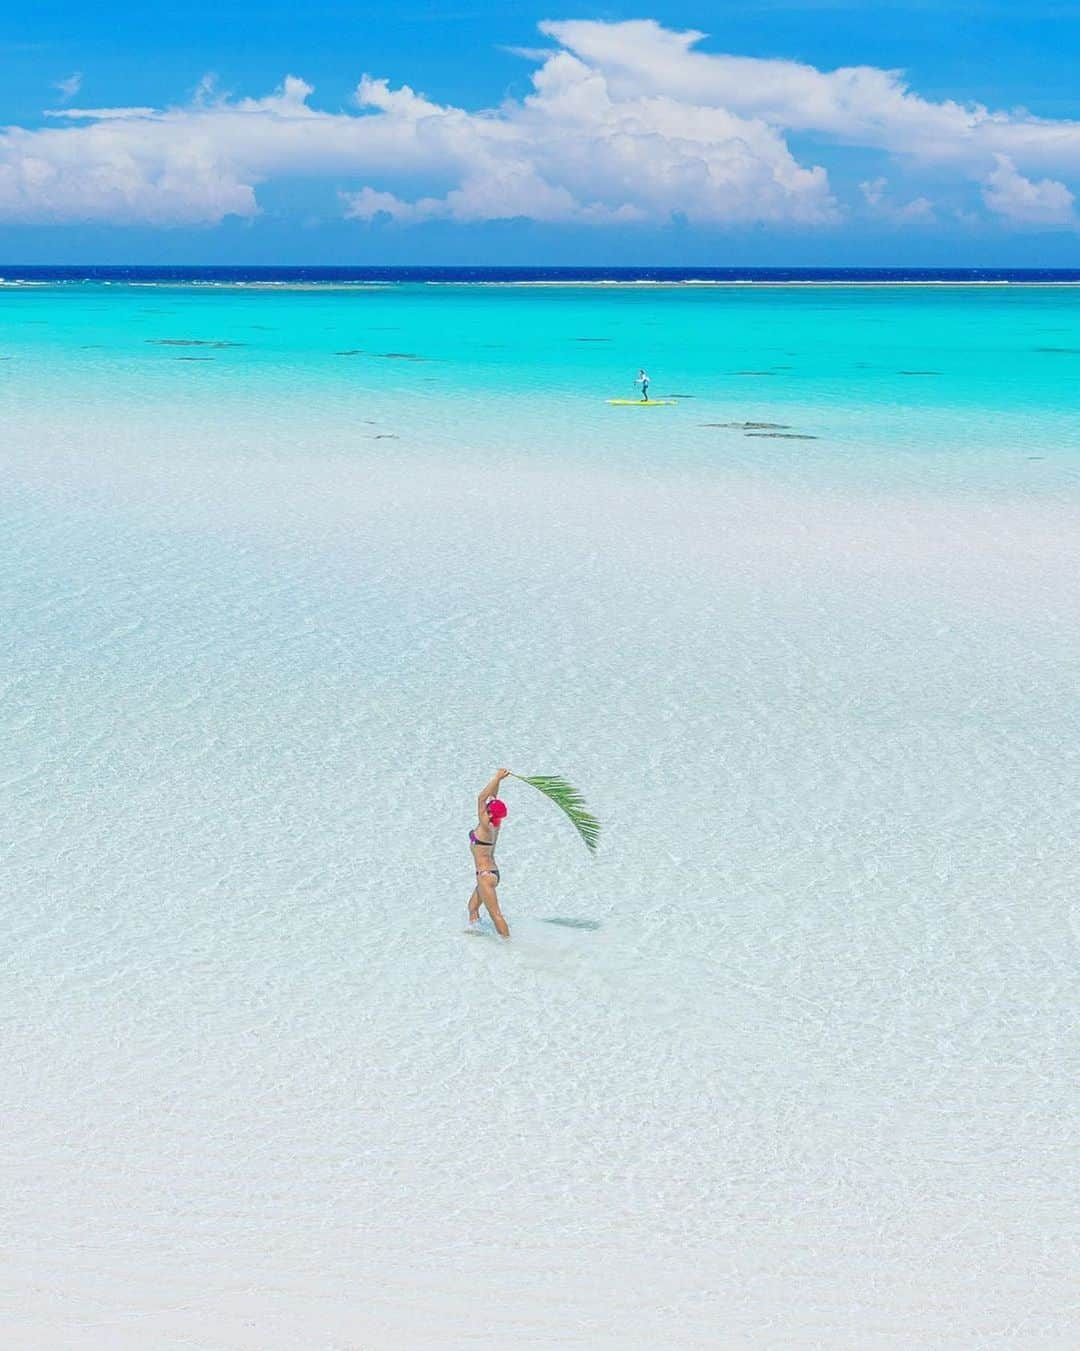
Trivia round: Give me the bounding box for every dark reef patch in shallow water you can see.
[541,917,602,930]
[339,348,427,359]
[1034,346,1080,353]
[702,421,791,430]
[745,432,818,439]
[733,370,776,376]
[574,337,612,342]
[149,338,245,348]
[370,434,399,439]
[899,370,941,375]
[176,356,215,361]
[661,392,695,398]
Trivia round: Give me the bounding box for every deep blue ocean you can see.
[3,264,1080,283]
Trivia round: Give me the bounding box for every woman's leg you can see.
[477,875,510,939]
[467,886,481,924]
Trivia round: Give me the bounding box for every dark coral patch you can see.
[149,338,245,348]
[702,421,791,430]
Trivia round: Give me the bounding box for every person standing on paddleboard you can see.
[468,768,511,938]
[636,369,650,402]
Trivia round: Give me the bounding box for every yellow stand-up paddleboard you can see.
[606,398,677,406]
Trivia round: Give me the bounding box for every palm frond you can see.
[512,774,601,854]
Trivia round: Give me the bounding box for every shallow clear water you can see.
[2,282,1079,1348]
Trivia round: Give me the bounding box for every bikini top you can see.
[469,829,496,849]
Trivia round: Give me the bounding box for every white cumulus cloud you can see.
[342,52,836,227]
[859,177,936,225]
[0,20,1077,231]
[980,154,1076,225]
[539,20,1080,172]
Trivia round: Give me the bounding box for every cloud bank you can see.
[2,19,1079,231]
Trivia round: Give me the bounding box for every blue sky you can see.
[3,1,1080,264]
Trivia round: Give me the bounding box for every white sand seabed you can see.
[2,402,1079,1348]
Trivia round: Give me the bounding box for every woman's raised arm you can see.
[477,768,510,816]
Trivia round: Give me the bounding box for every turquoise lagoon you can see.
[2,281,1079,1348]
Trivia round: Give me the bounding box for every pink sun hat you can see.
[487,798,508,823]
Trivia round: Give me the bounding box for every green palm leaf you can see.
[511,774,601,854]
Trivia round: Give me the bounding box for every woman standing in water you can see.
[468,768,511,937]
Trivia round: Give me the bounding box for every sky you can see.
[3,1,1080,265]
